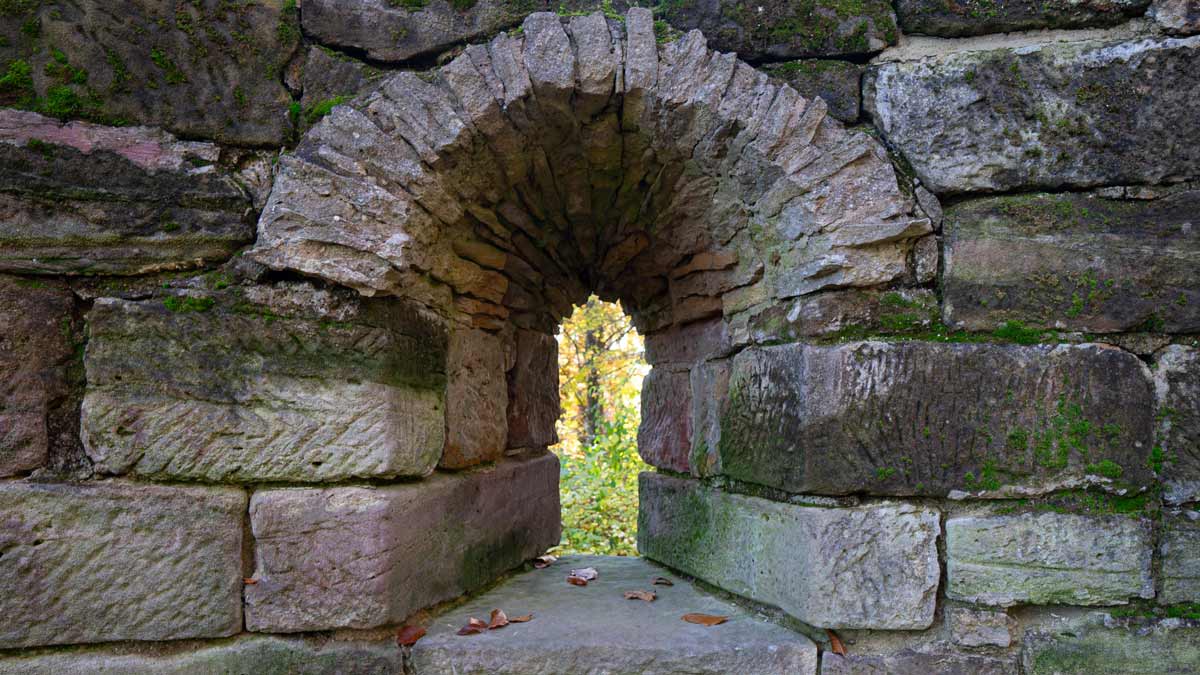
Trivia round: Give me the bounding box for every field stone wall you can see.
[1,0,1199,672]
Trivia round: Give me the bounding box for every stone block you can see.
[506,328,560,449]
[896,0,1148,37]
[866,34,1200,194]
[82,284,447,483]
[1160,510,1200,604]
[946,512,1154,606]
[442,326,508,468]
[0,481,245,648]
[948,607,1014,647]
[638,367,692,473]
[1156,346,1200,504]
[765,60,863,123]
[0,110,254,275]
[638,473,940,629]
[0,276,78,477]
[944,188,1200,333]
[1022,618,1200,673]
[245,453,561,632]
[1152,0,1200,34]
[823,650,1017,675]
[714,341,1154,497]
[644,317,731,366]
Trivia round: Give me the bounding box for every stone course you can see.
[1156,345,1200,504]
[1160,509,1200,604]
[1022,617,1200,673]
[896,0,1149,37]
[823,650,1018,674]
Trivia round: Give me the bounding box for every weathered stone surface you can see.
[639,473,940,629]
[245,452,560,632]
[946,512,1154,606]
[1023,617,1200,674]
[0,110,254,275]
[0,481,245,648]
[411,554,818,674]
[0,0,298,145]
[896,0,1149,37]
[948,607,1014,647]
[765,60,863,123]
[823,650,1017,675]
[713,341,1154,497]
[944,188,1200,333]
[1153,0,1200,33]
[0,636,401,675]
[1157,346,1200,504]
[638,367,693,473]
[866,33,1200,194]
[82,284,448,483]
[644,317,732,366]
[735,288,939,346]
[443,326,508,468]
[506,328,560,450]
[1160,510,1200,604]
[0,276,78,477]
[297,46,384,126]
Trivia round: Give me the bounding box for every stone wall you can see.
[1,0,1198,672]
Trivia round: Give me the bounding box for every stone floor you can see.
[410,555,817,674]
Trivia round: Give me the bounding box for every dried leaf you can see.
[489,608,509,630]
[570,567,598,581]
[826,629,847,656]
[624,590,656,602]
[456,617,487,636]
[566,574,589,587]
[510,614,533,623]
[682,613,729,626]
[396,625,426,646]
[243,578,258,585]
[533,555,557,569]
[651,576,674,587]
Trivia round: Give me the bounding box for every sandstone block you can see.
[442,326,508,468]
[896,0,1148,37]
[948,607,1014,647]
[637,367,693,473]
[245,453,560,632]
[714,341,1154,497]
[638,473,940,629]
[946,512,1154,606]
[1160,510,1200,604]
[765,60,863,123]
[0,481,245,648]
[1156,346,1200,504]
[506,329,560,449]
[944,188,1200,333]
[823,650,1017,675]
[1022,618,1200,673]
[82,284,447,483]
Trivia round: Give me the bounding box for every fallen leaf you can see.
[533,555,557,569]
[826,629,847,656]
[566,574,589,587]
[456,617,488,636]
[651,576,674,587]
[396,625,426,646]
[510,614,533,623]
[624,590,656,602]
[682,613,729,626]
[489,608,509,630]
[243,578,258,585]
[570,567,598,581]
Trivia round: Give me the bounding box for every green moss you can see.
[19,15,39,37]
[451,0,478,9]
[277,0,300,43]
[1085,459,1123,479]
[388,0,427,9]
[150,47,187,85]
[303,95,347,125]
[992,320,1044,345]
[0,59,35,106]
[161,220,181,232]
[39,85,85,118]
[1148,445,1166,474]
[874,466,896,481]
[163,295,215,313]
[24,137,54,156]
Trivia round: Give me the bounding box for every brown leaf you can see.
[456,617,487,636]
[509,614,533,623]
[682,613,729,626]
[489,608,509,630]
[243,578,258,585]
[826,629,847,656]
[566,574,589,587]
[570,567,598,581]
[651,576,674,586]
[624,590,657,602]
[533,555,557,569]
[396,625,426,646]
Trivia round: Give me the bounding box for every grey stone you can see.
[0,0,298,145]
[946,512,1154,606]
[245,452,560,632]
[639,473,941,629]
[948,607,1014,647]
[944,188,1200,333]
[866,33,1200,194]
[896,0,1148,37]
[1157,346,1200,504]
[713,341,1155,497]
[410,554,818,675]
[298,46,385,129]
[506,328,560,450]
[822,650,1017,675]
[0,275,78,477]
[0,635,401,675]
[442,326,508,468]
[0,481,245,648]
[765,60,863,123]
[1152,0,1200,34]
[81,284,448,483]
[1160,509,1200,604]
[0,110,254,275]
[1022,617,1200,674]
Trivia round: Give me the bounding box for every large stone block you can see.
[82,283,447,483]
[866,33,1200,194]
[442,326,508,468]
[0,481,245,648]
[0,635,401,675]
[637,367,693,473]
[0,110,254,275]
[713,341,1154,497]
[638,473,940,629]
[896,0,1148,37]
[0,276,78,477]
[506,328,560,450]
[765,60,863,124]
[946,512,1154,606]
[1022,617,1200,674]
[0,0,298,145]
[1160,510,1200,604]
[1156,346,1200,504]
[245,452,561,632]
[944,188,1200,333]
[823,650,1017,675]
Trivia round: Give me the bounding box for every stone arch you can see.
[249,8,931,469]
